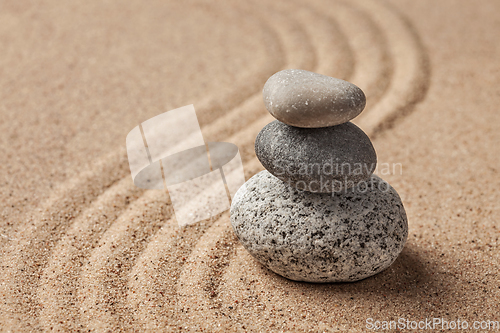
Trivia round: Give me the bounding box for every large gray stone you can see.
[230,171,408,283]
[263,69,366,128]
[255,120,377,193]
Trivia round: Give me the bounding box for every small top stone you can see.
[263,69,366,128]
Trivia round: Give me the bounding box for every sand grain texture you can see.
[0,0,499,331]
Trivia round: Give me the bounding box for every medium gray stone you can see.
[255,120,376,193]
[230,171,408,283]
[263,69,366,128]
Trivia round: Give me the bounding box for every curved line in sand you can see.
[351,0,431,137]
[76,1,319,328]
[185,2,287,129]
[32,0,322,330]
[307,0,392,110]
[37,177,141,331]
[122,1,357,329]
[77,190,172,331]
[172,0,430,330]
[0,149,130,330]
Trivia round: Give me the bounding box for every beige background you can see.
[0,0,499,331]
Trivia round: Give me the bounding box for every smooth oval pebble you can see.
[255,120,377,193]
[230,171,408,283]
[263,69,366,128]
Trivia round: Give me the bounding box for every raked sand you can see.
[0,0,499,331]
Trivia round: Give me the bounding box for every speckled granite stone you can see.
[263,69,366,128]
[230,171,408,283]
[255,120,377,193]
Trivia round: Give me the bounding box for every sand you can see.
[0,0,499,331]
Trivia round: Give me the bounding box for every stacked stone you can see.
[230,69,408,283]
